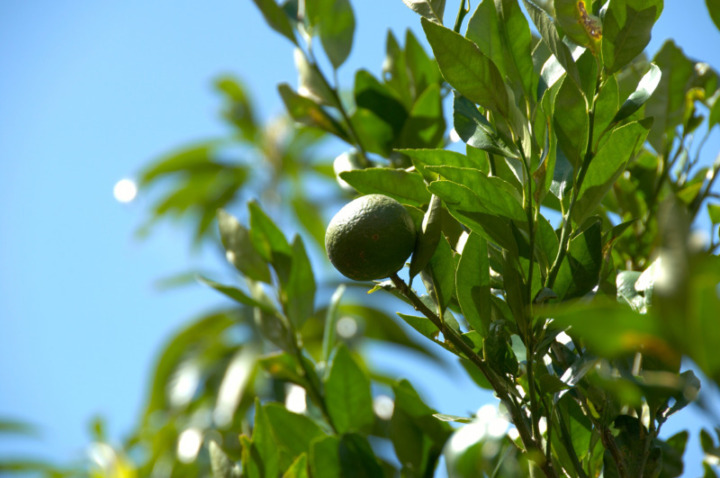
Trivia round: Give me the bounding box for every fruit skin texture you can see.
[325,194,417,281]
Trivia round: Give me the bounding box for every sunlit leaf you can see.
[283,235,315,329]
[324,344,375,434]
[456,232,491,336]
[401,0,446,22]
[602,0,662,74]
[612,63,662,124]
[250,0,298,45]
[278,84,350,141]
[339,168,430,207]
[218,210,272,283]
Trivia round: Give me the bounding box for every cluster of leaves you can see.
[9,0,720,477]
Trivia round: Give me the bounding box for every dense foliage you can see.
[5,0,720,476]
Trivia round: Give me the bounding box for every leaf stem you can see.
[453,0,471,33]
[389,273,557,477]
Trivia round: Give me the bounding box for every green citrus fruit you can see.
[325,194,417,281]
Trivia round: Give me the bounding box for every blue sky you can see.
[1,1,719,475]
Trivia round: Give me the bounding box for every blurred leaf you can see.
[0,419,38,437]
[338,434,385,477]
[645,40,695,153]
[602,0,662,74]
[456,232,491,336]
[324,344,375,434]
[613,63,662,124]
[572,120,650,225]
[311,0,355,69]
[453,94,518,158]
[657,430,688,478]
[404,29,442,96]
[278,84,350,141]
[282,453,309,478]
[248,200,293,279]
[139,141,220,185]
[215,76,258,141]
[708,0,720,31]
[218,210,272,283]
[210,441,242,478]
[402,0,446,22]
[198,276,275,313]
[294,50,337,106]
[282,235,315,329]
[421,17,508,118]
[258,352,306,385]
[410,194,442,278]
[250,0,298,45]
[339,168,430,207]
[310,436,341,478]
[397,313,440,342]
[291,196,326,249]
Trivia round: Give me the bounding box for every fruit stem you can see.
[389,273,556,477]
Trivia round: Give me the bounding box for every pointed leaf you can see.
[554,75,589,169]
[283,236,315,329]
[250,0,297,45]
[708,0,720,32]
[325,344,375,434]
[278,84,350,141]
[410,194,443,278]
[218,210,272,283]
[339,168,430,207]
[613,63,662,123]
[602,0,662,74]
[456,232,491,336]
[421,17,509,117]
[402,0,446,22]
[453,94,518,157]
[315,0,355,69]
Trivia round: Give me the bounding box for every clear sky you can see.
[1,1,719,475]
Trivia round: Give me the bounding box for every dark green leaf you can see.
[421,234,456,312]
[657,431,688,478]
[421,17,509,117]
[553,219,603,299]
[399,83,445,149]
[613,63,662,124]
[218,210,272,283]
[572,120,650,224]
[258,352,306,386]
[354,70,407,136]
[554,75,589,169]
[708,0,720,32]
[278,84,350,141]
[339,168,430,207]
[602,0,662,74]
[283,235,315,329]
[250,0,298,45]
[338,434,385,477]
[404,29,442,96]
[248,200,293,278]
[410,194,443,278]
[324,344,375,434]
[456,232,491,336]
[453,94,518,158]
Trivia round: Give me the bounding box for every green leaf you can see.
[198,276,275,313]
[397,313,440,341]
[645,41,695,153]
[708,204,720,224]
[139,141,220,185]
[339,434,385,477]
[404,29,442,95]
[602,0,662,74]
[613,63,662,124]
[291,196,326,249]
[278,84,350,141]
[218,210,272,283]
[403,148,486,182]
[263,402,327,465]
[428,172,525,222]
[456,232,491,336]
[523,0,581,90]
[554,75,589,169]
[250,0,297,45]
[553,219,603,299]
[282,453,309,478]
[421,17,508,118]
[339,168,431,207]
[554,0,602,52]
[399,83,445,148]
[572,120,650,224]
[313,0,355,69]
[709,0,720,32]
[324,344,375,434]
[248,200,293,278]
[421,234,456,312]
[354,69,407,137]
[310,436,341,478]
[283,235,315,329]
[657,431,688,478]
[410,194,443,278]
[543,299,669,359]
[453,94,518,158]
[210,441,242,478]
[294,50,337,106]
[402,0,446,22]
[467,0,535,100]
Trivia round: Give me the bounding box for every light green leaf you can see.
[554,0,602,52]
[421,17,508,117]
[263,402,327,463]
[198,276,276,313]
[248,200,292,278]
[294,49,337,106]
[339,168,430,207]
[402,148,486,182]
[218,210,272,283]
[310,436,341,478]
[553,219,603,300]
[314,0,355,69]
[325,344,375,434]
[402,0,446,22]
[282,453,309,478]
[613,63,662,124]
[210,441,242,478]
[250,0,297,45]
[410,194,442,278]
[397,312,440,341]
[422,234,456,312]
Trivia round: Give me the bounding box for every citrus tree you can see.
[34,0,720,477]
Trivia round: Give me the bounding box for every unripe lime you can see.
[325,194,416,281]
